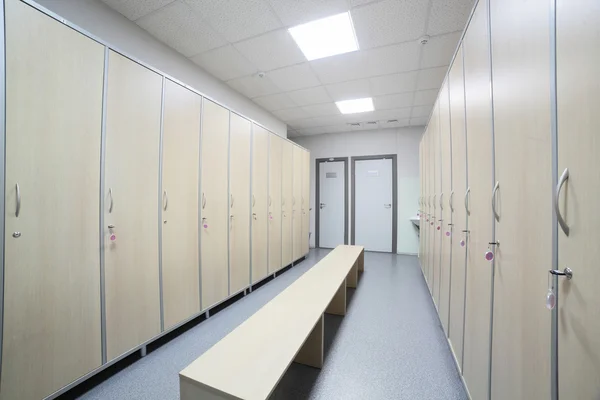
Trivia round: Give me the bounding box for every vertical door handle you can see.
[163,190,168,211]
[252,195,256,207]
[230,194,234,208]
[555,168,570,236]
[450,191,454,212]
[108,188,113,214]
[15,183,21,217]
[464,187,471,214]
[433,194,436,210]
[440,193,444,210]
[268,195,272,206]
[492,182,500,221]
[202,193,206,209]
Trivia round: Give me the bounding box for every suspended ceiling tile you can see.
[349,0,379,6]
[310,51,368,84]
[367,42,422,76]
[343,111,375,124]
[374,92,414,110]
[413,89,439,106]
[380,118,410,128]
[410,116,429,126]
[420,32,462,69]
[184,0,282,42]
[325,79,371,101]
[273,107,311,121]
[411,105,433,118]
[268,0,349,27]
[416,66,447,90]
[369,71,419,96]
[136,1,226,57]
[226,74,281,98]
[427,0,474,36]
[234,29,306,72]
[301,103,340,118]
[253,93,298,111]
[287,86,333,106]
[291,115,346,128]
[267,63,321,92]
[351,0,429,49]
[101,0,175,21]
[191,45,257,81]
[373,107,412,120]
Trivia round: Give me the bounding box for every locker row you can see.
[419,0,598,399]
[0,1,310,399]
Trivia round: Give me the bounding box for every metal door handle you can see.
[108,188,113,214]
[230,194,234,208]
[15,183,21,217]
[465,187,471,214]
[549,267,573,280]
[492,181,500,221]
[440,193,444,210]
[268,195,272,206]
[450,191,454,212]
[202,193,206,209]
[555,168,570,236]
[282,197,285,206]
[163,190,168,211]
[433,194,436,209]
[252,195,256,207]
[293,196,296,205]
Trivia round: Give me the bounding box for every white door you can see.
[354,158,393,252]
[318,161,345,248]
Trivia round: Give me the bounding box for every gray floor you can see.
[77,249,467,400]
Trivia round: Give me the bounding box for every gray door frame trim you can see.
[315,157,349,248]
[351,154,398,253]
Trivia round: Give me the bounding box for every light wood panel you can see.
[490,0,552,397]
[438,80,452,335]
[447,45,468,370]
[268,134,283,273]
[301,150,310,256]
[556,1,600,398]
[281,140,294,266]
[161,80,201,330]
[431,105,440,297]
[104,51,162,361]
[229,114,251,293]
[201,100,230,309]
[461,1,495,395]
[251,125,269,283]
[292,145,303,261]
[1,1,104,397]
[180,245,364,400]
[424,128,431,290]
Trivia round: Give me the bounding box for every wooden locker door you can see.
[268,134,283,273]
[1,1,104,398]
[447,45,468,371]
[292,146,303,261]
[438,80,452,335]
[556,1,600,398]
[104,51,162,361]
[251,125,269,284]
[161,80,201,330]
[229,114,251,293]
[419,141,423,263]
[490,0,552,397]
[461,1,495,396]
[201,100,230,309]
[301,150,310,255]
[431,105,440,301]
[281,141,293,266]
[424,129,431,290]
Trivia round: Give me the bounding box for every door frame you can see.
[351,154,398,253]
[315,157,349,248]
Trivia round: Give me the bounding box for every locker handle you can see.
[268,196,272,206]
[555,168,570,236]
[252,195,256,207]
[231,194,234,208]
[163,190,168,211]
[464,187,471,214]
[433,194,436,209]
[202,193,206,209]
[492,182,500,221]
[108,188,113,214]
[449,191,454,212]
[15,183,21,217]
[439,193,444,210]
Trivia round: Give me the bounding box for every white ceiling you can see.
[101,0,475,137]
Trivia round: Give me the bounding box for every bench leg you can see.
[347,261,358,289]
[294,314,324,369]
[326,280,346,316]
[358,249,364,273]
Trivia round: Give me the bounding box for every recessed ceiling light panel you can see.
[336,98,374,114]
[289,12,359,61]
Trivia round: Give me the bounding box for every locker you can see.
[201,100,230,309]
[301,150,310,256]
[292,146,303,261]
[461,1,495,396]
[161,80,201,331]
[447,45,468,372]
[429,107,439,295]
[104,50,162,361]
[1,0,104,397]
[251,125,269,284]
[268,134,283,273]
[229,114,251,293]
[281,141,293,267]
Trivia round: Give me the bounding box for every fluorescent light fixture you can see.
[336,98,374,114]
[289,12,359,61]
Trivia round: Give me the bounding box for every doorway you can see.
[351,155,397,253]
[315,158,348,249]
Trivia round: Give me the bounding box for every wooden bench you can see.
[179,245,365,400]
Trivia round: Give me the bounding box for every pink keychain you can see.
[546,273,556,310]
[110,234,116,241]
[460,239,465,247]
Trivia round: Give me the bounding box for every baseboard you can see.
[396,252,417,256]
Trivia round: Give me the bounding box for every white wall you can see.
[292,127,423,255]
[34,0,287,137]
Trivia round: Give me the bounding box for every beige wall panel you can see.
[268,134,283,273]
[490,0,552,397]
[201,100,230,309]
[229,114,251,293]
[281,141,294,266]
[1,1,104,397]
[252,125,269,283]
[292,146,303,261]
[302,150,311,255]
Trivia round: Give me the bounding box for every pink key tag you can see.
[437,225,441,231]
[269,215,273,220]
[110,234,116,241]
[460,239,465,247]
[546,289,556,310]
[430,221,434,226]
[203,223,208,229]
[485,250,494,261]
[445,231,451,237]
